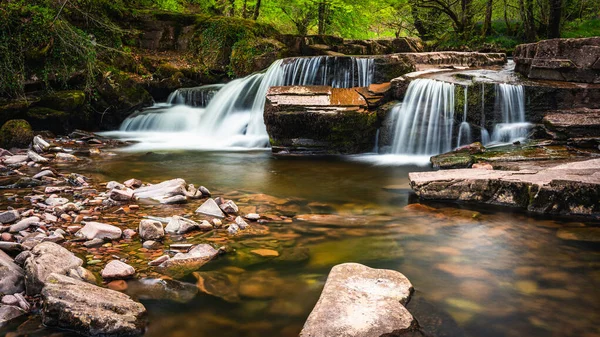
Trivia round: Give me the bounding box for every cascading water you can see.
[166,84,224,107]
[490,83,530,143]
[389,79,456,155]
[456,86,472,147]
[480,83,491,144]
[113,56,374,151]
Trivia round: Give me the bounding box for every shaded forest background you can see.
[0,0,598,99]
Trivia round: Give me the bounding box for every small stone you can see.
[110,189,134,201]
[106,181,125,190]
[83,238,104,248]
[107,280,128,291]
[43,213,58,223]
[139,220,164,241]
[61,214,72,222]
[102,260,135,279]
[9,216,39,233]
[124,178,143,188]
[55,152,78,162]
[67,225,82,233]
[142,240,161,250]
[219,200,239,214]
[45,197,69,207]
[195,198,225,218]
[0,210,20,224]
[1,295,19,305]
[77,222,122,240]
[123,229,137,239]
[250,249,279,257]
[27,150,48,163]
[227,223,239,235]
[33,135,50,151]
[33,170,55,179]
[199,186,211,196]
[234,216,249,229]
[1,232,13,241]
[245,213,260,221]
[148,255,169,266]
[159,195,187,204]
[472,163,493,170]
[212,219,222,226]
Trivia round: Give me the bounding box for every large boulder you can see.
[77,222,122,240]
[0,250,24,295]
[24,242,83,295]
[300,263,416,337]
[264,86,379,155]
[0,120,33,149]
[41,273,146,336]
[0,305,26,327]
[514,37,600,83]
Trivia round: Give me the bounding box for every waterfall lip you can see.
[350,154,432,166]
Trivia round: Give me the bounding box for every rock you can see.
[193,270,242,303]
[250,249,279,257]
[83,238,105,248]
[124,278,198,303]
[102,260,136,279]
[0,120,33,149]
[409,158,600,218]
[1,295,18,306]
[1,232,12,241]
[0,210,20,224]
[219,200,239,214]
[165,216,211,234]
[55,152,78,162]
[41,273,146,336]
[109,189,134,201]
[45,197,68,207]
[27,150,48,163]
[148,255,169,266]
[195,198,225,218]
[133,178,188,202]
[543,109,600,142]
[472,163,493,170]
[0,305,26,327]
[234,216,249,229]
[227,223,239,235]
[33,135,50,152]
[159,195,187,204]
[514,37,600,83]
[77,222,122,240]
[139,219,165,240]
[68,266,98,285]
[0,250,24,295]
[24,241,83,295]
[123,228,137,239]
[199,186,211,196]
[124,178,143,188]
[2,154,28,165]
[106,181,125,190]
[158,244,220,277]
[300,263,415,337]
[245,213,260,221]
[9,216,40,233]
[142,240,162,249]
[33,169,55,179]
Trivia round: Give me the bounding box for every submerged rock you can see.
[41,273,146,336]
[158,244,220,278]
[125,278,198,303]
[195,198,225,218]
[165,216,211,234]
[300,263,415,337]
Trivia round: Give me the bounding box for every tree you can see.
[547,0,562,38]
[481,0,493,37]
[253,0,262,20]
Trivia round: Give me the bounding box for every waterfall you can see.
[490,84,530,144]
[389,79,455,155]
[166,84,224,107]
[480,83,490,144]
[115,56,374,150]
[456,86,472,147]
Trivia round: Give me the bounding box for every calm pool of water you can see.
[3,150,598,337]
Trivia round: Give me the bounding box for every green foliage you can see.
[563,19,600,38]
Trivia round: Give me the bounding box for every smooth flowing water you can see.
[490,83,531,144]
[389,79,456,155]
[113,56,374,151]
[457,86,472,147]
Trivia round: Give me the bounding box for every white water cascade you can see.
[490,83,530,144]
[456,86,472,147]
[480,83,491,144]
[113,56,374,151]
[390,79,456,155]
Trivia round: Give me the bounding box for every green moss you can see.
[230,38,286,76]
[0,119,33,149]
[37,90,86,112]
[155,63,181,79]
[27,107,68,120]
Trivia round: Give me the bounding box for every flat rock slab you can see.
[0,250,24,295]
[42,273,146,336]
[159,244,219,278]
[24,242,83,295]
[195,198,224,218]
[300,263,415,337]
[409,158,600,218]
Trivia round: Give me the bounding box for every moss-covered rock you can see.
[37,90,86,112]
[0,119,33,149]
[230,38,286,77]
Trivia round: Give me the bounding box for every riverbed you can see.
[2,148,597,337]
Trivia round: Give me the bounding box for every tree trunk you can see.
[318,1,326,35]
[503,0,512,35]
[242,0,248,19]
[547,0,562,38]
[253,0,261,20]
[228,0,235,16]
[525,0,536,41]
[409,0,428,40]
[461,0,473,39]
[482,0,493,37]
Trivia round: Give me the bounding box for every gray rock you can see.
[139,220,164,241]
[101,260,135,280]
[0,305,25,327]
[9,216,40,233]
[27,150,48,163]
[227,223,239,235]
[124,278,198,303]
[195,198,225,218]
[106,181,125,190]
[1,295,18,306]
[109,189,134,201]
[41,273,146,336]
[0,250,24,295]
[158,244,220,277]
[124,178,142,188]
[159,195,187,204]
[67,266,98,285]
[300,263,415,337]
[3,155,28,165]
[33,135,50,152]
[245,213,261,221]
[83,238,105,248]
[45,197,68,207]
[165,216,212,234]
[0,210,20,224]
[199,186,211,196]
[133,178,187,202]
[77,222,122,240]
[148,255,169,266]
[55,153,78,162]
[235,216,249,229]
[33,170,55,180]
[219,200,239,214]
[142,240,161,250]
[24,241,83,295]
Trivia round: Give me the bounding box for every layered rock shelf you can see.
[409,158,600,218]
